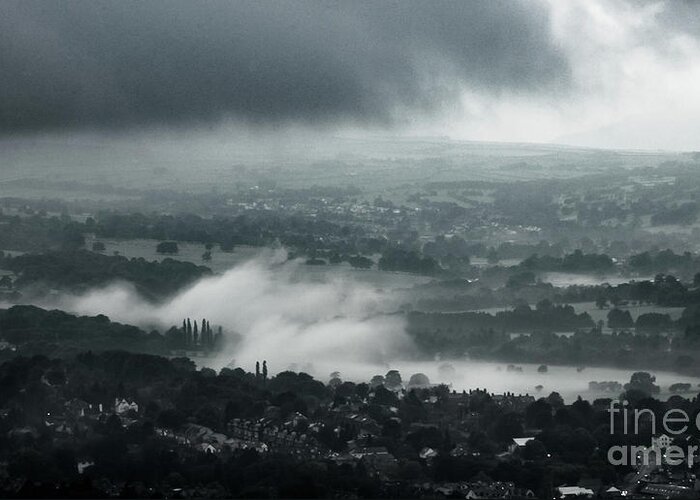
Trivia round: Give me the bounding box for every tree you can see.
[545,392,564,409]
[507,271,535,288]
[374,385,398,406]
[607,308,633,329]
[487,247,499,264]
[0,275,12,288]
[156,241,179,254]
[536,299,553,311]
[523,439,547,460]
[408,373,431,388]
[624,372,660,396]
[525,399,553,429]
[491,412,523,443]
[636,312,672,332]
[595,296,608,309]
[385,370,402,390]
[347,255,373,269]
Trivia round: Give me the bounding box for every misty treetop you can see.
[0,250,211,301]
[0,305,167,358]
[167,317,222,351]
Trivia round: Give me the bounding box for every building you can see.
[651,433,673,450]
[114,398,139,415]
[509,437,536,454]
[556,486,594,498]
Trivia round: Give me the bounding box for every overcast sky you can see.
[2,0,700,150]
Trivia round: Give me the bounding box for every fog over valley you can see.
[49,250,414,375]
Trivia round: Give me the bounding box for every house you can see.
[639,483,696,499]
[0,341,16,352]
[197,443,218,454]
[65,398,91,417]
[514,488,536,498]
[450,443,471,457]
[350,446,392,460]
[577,478,602,495]
[351,447,398,476]
[603,486,623,497]
[114,398,139,415]
[77,461,94,474]
[651,433,673,450]
[509,437,535,454]
[556,486,594,498]
[464,481,515,499]
[327,452,355,466]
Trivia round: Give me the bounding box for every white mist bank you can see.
[52,249,416,377]
[14,250,700,401]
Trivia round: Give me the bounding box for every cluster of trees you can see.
[0,351,611,497]
[606,308,675,332]
[165,318,222,350]
[650,202,699,226]
[421,238,567,265]
[424,265,700,315]
[623,371,660,395]
[0,213,86,252]
[489,241,566,260]
[627,249,700,276]
[94,211,360,252]
[155,241,179,254]
[0,351,370,497]
[523,271,696,312]
[422,235,470,260]
[520,250,614,273]
[408,300,594,347]
[3,347,700,497]
[0,207,456,277]
[0,305,168,359]
[299,252,374,269]
[8,200,700,292]
[0,250,211,301]
[407,305,700,373]
[378,248,442,276]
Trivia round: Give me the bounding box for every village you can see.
[2,350,700,498]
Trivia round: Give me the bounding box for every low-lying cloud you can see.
[52,250,415,379]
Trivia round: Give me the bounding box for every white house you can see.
[508,437,535,454]
[114,398,139,415]
[557,486,594,498]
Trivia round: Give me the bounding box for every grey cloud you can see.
[653,1,700,38]
[0,0,570,133]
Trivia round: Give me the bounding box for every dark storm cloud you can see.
[0,0,570,133]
